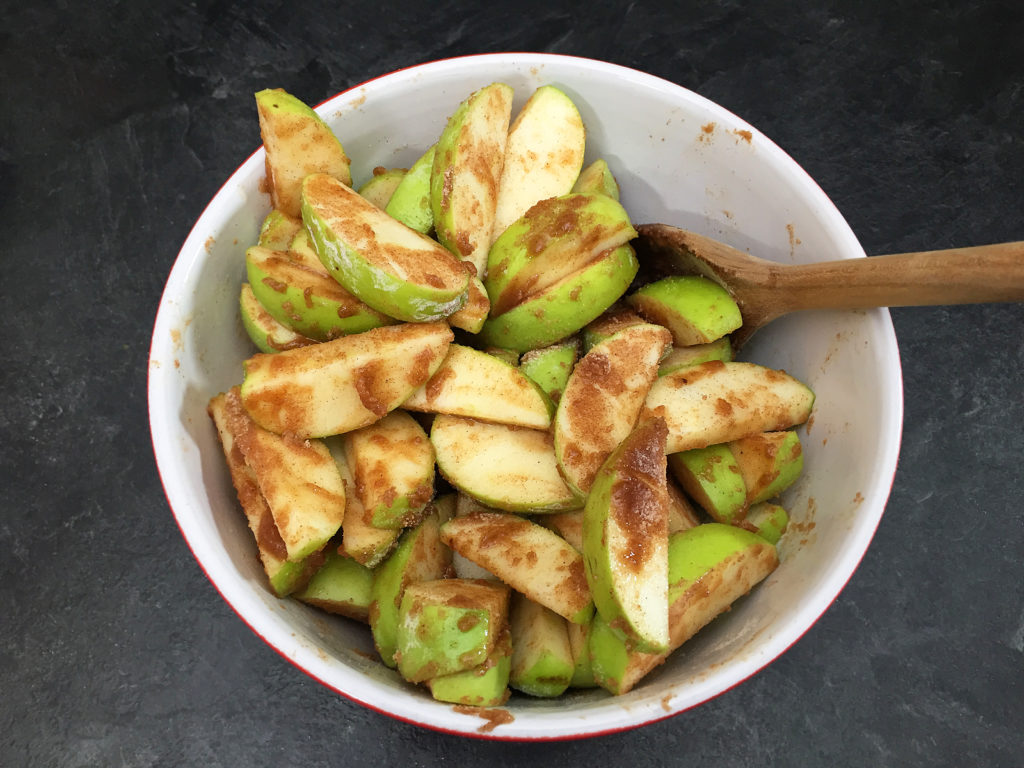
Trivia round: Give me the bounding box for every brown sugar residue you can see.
[785,223,802,258]
[697,122,716,143]
[853,491,864,506]
[733,129,753,143]
[204,235,215,253]
[452,705,515,734]
[661,693,673,712]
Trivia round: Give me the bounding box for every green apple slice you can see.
[518,339,579,405]
[581,306,646,353]
[258,209,302,250]
[485,193,637,317]
[491,85,586,243]
[431,82,514,277]
[427,631,512,707]
[294,551,375,622]
[667,473,703,532]
[396,579,510,683]
[627,275,742,346]
[667,444,748,524]
[245,246,396,341]
[326,438,399,568]
[658,338,734,376]
[509,592,574,698]
[430,415,581,513]
[567,620,597,688]
[357,167,406,209]
[255,88,351,218]
[572,158,620,200]
[554,323,672,495]
[239,283,315,354]
[541,511,584,552]
[241,321,453,438]
[369,505,450,667]
[744,502,790,545]
[342,410,435,529]
[643,361,815,454]
[590,523,779,695]
[217,388,345,562]
[583,417,670,653]
[450,494,500,581]
[440,511,594,624]
[286,228,331,273]
[385,145,435,233]
[403,344,553,430]
[730,431,804,505]
[447,274,490,333]
[302,173,470,322]
[478,243,639,353]
[207,390,324,596]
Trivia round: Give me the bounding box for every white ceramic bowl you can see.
[149,53,903,739]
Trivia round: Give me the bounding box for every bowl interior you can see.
[149,53,902,739]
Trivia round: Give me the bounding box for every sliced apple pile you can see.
[208,82,816,707]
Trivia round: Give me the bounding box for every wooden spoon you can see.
[634,223,1024,347]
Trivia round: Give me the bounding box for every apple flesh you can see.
[583,417,670,653]
[658,337,734,376]
[240,321,452,438]
[730,430,804,505]
[357,167,406,209]
[255,88,351,218]
[644,361,815,454]
[491,85,586,243]
[326,438,399,568]
[302,173,470,322]
[258,209,302,250]
[590,523,779,694]
[431,82,513,277]
[554,322,672,496]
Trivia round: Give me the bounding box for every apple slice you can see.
[572,158,620,200]
[667,444,748,524]
[294,551,375,622]
[326,438,399,568]
[342,410,435,529]
[357,167,406,208]
[519,339,579,405]
[430,415,581,513]
[385,145,435,234]
[658,338,734,376]
[478,243,639,353]
[508,592,574,698]
[449,494,500,581]
[590,523,779,695]
[241,321,453,438]
[446,275,490,333]
[427,635,512,707]
[255,88,351,217]
[403,344,553,430]
[491,86,586,243]
[258,209,302,250]
[554,322,672,495]
[207,390,324,596]
[440,511,594,624]
[743,502,790,544]
[644,361,815,453]
[583,417,670,653]
[217,388,345,562]
[580,306,646,353]
[485,193,637,317]
[302,173,470,322]
[567,620,597,688]
[627,275,742,346]
[245,246,396,341]
[286,229,331,273]
[431,82,514,277]
[666,473,703,532]
[239,283,315,354]
[396,579,510,683]
[369,506,450,667]
[541,511,584,552]
[730,430,804,504]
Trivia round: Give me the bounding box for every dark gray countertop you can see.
[3,1,1021,765]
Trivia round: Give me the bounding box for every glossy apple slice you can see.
[627,275,742,346]
[508,592,574,698]
[385,145,435,233]
[239,283,315,354]
[255,88,351,217]
[302,173,470,322]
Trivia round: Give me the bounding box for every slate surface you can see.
[2,1,1021,765]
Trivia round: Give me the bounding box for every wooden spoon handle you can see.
[774,241,1024,313]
